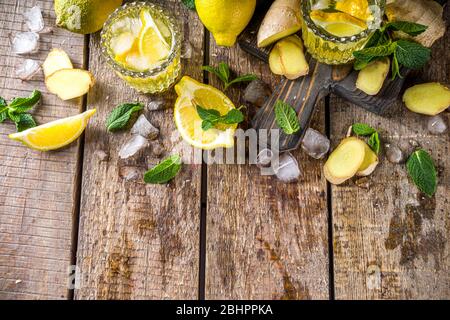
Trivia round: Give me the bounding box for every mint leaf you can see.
[391,53,401,79]
[0,97,6,108]
[407,150,437,197]
[7,109,21,123]
[8,90,41,113]
[0,111,7,123]
[225,74,258,90]
[181,0,195,10]
[364,29,389,48]
[16,113,36,132]
[203,62,258,90]
[222,108,244,124]
[395,39,431,70]
[106,103,143,132]
[384,21,427,36]
[274,100,300,135]
[144,155,182,184]
[218,62,230,83]
[196,104,244,130]
[352,123,377,136]
[368,132,380,154]
[353,42,396,70]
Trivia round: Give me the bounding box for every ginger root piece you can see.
[46,69,95,100]
[269,35,309,80]
[43,48,73,78]
[257,0,302,48]
[386,0,445,48]
[323,137,367,185]
[356,58,390,96]
[356,143,379,177]
[403,82,450,116]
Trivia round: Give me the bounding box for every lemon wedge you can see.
[9,109,96,151]
[138,9,171,65]
[174,76,237,150]
[310,10,367,37]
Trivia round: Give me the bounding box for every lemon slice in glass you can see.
[9,109,96,151]
[335,0,371,22]
[310,10,367,37]
[174,76,237,150]
[138,9,171,65]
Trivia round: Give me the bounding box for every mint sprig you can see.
[196,103,244,131]
[0,90,40,132]
[274,100,300,135]
[368,132,380,155]
[106,103,143,132]
[351,123,380,154]
[144,155,182,184]
[202,62,258,90]
[406,149,437,197]
[353,21,430,79]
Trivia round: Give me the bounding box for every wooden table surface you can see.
[0,0,449,300]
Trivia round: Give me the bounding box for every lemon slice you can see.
[174,76,237,150]
[310,10,367,37]
[138,9,171,65]
[335,0,371,22]
[9,109,96,151]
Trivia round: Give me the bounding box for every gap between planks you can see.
[68,34,90,300]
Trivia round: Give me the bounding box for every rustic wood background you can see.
[0,0,448,300]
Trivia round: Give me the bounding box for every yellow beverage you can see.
[301,0,385,64]
[101,2,181,93]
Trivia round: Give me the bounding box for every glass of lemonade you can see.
[101,2,181,94]
[301,0,385,65]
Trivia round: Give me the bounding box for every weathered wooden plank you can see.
[74,0,203,299]
[331,7,450,299]
[205,41,330,299]
[0,0,85,299]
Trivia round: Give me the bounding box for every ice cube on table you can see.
[275,152,301,183]
[110,32,135,56]
[243,79,272,108]
[385,144,404,164]
[256,148,274,168]
[427,115,448,135]
[147,99,167,111]
[11,32,39,54]
[15,59,40,80]
[301,128,330,159]
[131,114,159,140]
[23,6,44,33]
[119,135,149,159]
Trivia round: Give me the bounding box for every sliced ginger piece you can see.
[356,58,390,96]
[269,35,309,80]
[403,82,450,116]
[257,0,302,48]
[46,69,95,100]
[356,143,379,177]
[324,137,367,185]
[43,48,73,78]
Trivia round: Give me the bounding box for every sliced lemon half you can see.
[310,10,367,37]
[174,76,237,150]
[9,109,96,151]
[138,9,171,66]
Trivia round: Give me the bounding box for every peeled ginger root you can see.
[43,48,73,78]
[46,69,95,100]
[269,35,309,80]
[386,0,445,48]
[257,0,302,48]
[356,58,390,96]
[403,83,450,116]
[324,137,378,185]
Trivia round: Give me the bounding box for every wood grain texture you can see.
[74,0,203,300]
[331,6,450,300]
[0,0,85,299]
[205,39,330,299]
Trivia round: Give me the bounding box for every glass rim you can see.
[100,1,181,78]
[301,0,386,43]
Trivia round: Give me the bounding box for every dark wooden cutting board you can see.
[238,1,408,152]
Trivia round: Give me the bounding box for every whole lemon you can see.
[55,0,123,34]
[195,0,256,47]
